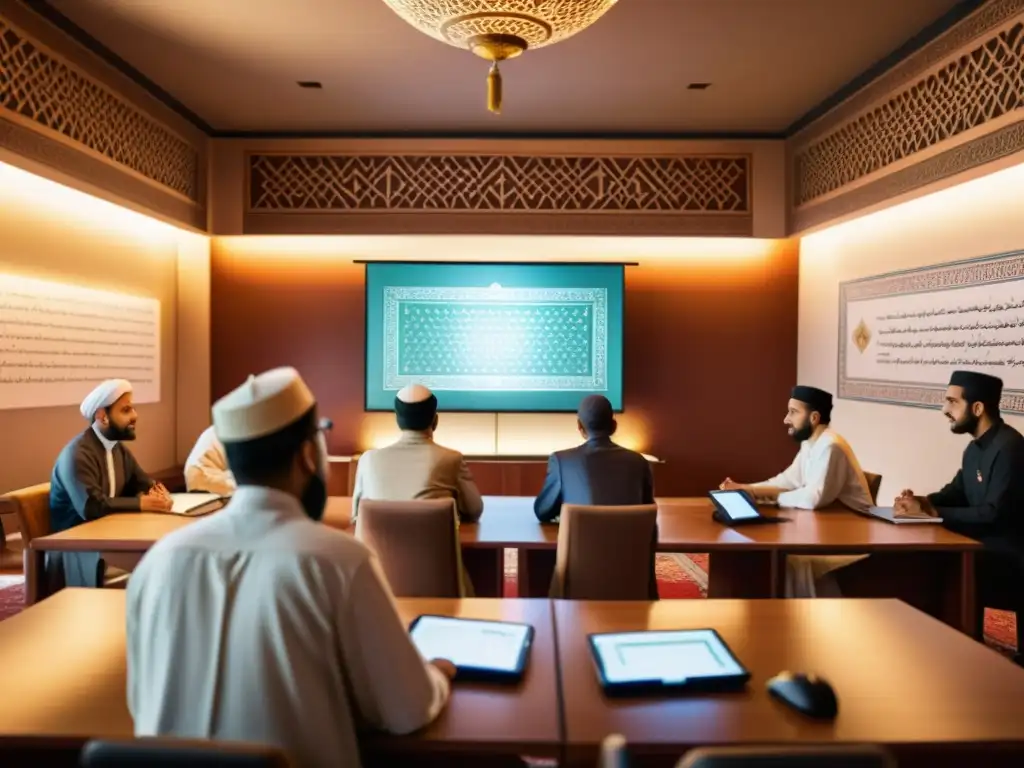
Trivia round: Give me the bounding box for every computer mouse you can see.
[766,671,839,720]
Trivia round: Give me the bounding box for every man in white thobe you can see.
[127,368,453,767]
[183,425,236,496]
[720,385,873,597]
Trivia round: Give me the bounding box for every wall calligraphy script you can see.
[0,273,160,411]
[839,250,1024,414]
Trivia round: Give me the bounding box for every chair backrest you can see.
[863,471,882,505]
[552,503,659,600]
[80,738,291,767]
[677,745,895,767]
[355,498,464,597]
[1,482,52,543]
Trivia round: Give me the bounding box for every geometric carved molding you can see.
[0,14,200,203]
[245,152,752,236]
[794,15,1023,207]
[792,118,1024,233]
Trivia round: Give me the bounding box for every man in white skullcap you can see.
[48,378,171,588]
[127,368,453,767]
[351,383,483,524]
[183,425,235,496]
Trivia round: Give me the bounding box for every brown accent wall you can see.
[211,238,799,496]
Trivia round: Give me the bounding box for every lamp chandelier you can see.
[379,0,618,114]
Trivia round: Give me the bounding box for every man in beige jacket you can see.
[351,384,484,522]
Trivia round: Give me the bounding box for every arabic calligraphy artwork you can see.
[839,249,1024,414]
[383,286,606,391]
[0,273,160,410]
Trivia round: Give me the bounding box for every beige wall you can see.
[0,159,210,496]
[798,157,1024,505]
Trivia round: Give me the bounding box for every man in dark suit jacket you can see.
[49,379,172,588]
[534,394,654,523]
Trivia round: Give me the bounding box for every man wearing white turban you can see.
[48,379,172,588]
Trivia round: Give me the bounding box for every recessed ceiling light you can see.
[297,81,323,89]
[687,82,711,90]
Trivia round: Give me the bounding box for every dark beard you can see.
[790,423,814,443]
[950,412,979,435]
[102,423,136,441]
[300,471,328,521]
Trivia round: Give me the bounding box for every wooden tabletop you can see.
[28,496,979,554]
[0,589,132,738]
[365,598,561,757]
[555,599,1024,763]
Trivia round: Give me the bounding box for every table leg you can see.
[461,547,503,597]
[23,546,45,606]
[947,550,977,637]
[707,552,776,598]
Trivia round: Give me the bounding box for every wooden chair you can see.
[80,738,291,767]
[551,503,659,600]
[355,498,468,597]
[863,471,883,505]
[0,483,128,588]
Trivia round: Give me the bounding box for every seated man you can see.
[894,370,1024,666]
[352,383,483,522]
[184,425,236,496]
[49,379,172,587]
[534,394,654,523]
[127,367,454,767]
[720,385,873,597]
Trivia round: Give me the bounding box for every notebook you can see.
[864,506,943,525]
[168,492,226,516]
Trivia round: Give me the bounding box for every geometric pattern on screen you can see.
[383,285,607,391]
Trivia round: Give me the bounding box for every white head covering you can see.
[212,367,316,443]
[80,379,132,420]
[397,383,433,403]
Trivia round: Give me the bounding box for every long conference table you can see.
[22,496,981,633]
[1,590,1023,767]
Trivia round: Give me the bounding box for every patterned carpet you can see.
[0,557,1017,655]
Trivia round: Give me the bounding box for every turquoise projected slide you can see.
[364,262,624,412]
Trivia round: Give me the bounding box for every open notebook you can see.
[166,492,228,516]
[863,506,943,525]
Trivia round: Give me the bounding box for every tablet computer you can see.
[409,615,534,683]
[588,628,751,696]
[708,489,785,526]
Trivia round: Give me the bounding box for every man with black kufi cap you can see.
[127,368,454,766]
[351,383,483,523]
[894,370,1024,665]
[720,384,874,597]
[48,378,171,589]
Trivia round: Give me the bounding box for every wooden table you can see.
[25,497,979,635]
[554,599,1024,768]
[364,597,561,762]
[0,591,559,764]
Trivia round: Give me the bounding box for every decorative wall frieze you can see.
[0,11,205,228]
[243,150,753,236]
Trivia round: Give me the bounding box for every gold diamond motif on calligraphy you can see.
[853,320,871,353]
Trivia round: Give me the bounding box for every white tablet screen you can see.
[712,490,760,520]
[410,615,531,672]
[591,630,745,684]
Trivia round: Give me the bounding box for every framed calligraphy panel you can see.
[839,249,1024,415]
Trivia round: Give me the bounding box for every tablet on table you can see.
[409,614,534,683]
[588,628,750,696]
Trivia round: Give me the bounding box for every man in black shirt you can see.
[895,370,1024,664]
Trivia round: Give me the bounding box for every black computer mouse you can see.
[766,671,839,720]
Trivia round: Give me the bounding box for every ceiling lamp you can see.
[379,0,618,114]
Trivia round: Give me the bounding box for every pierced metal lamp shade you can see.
[379,0,619,113]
